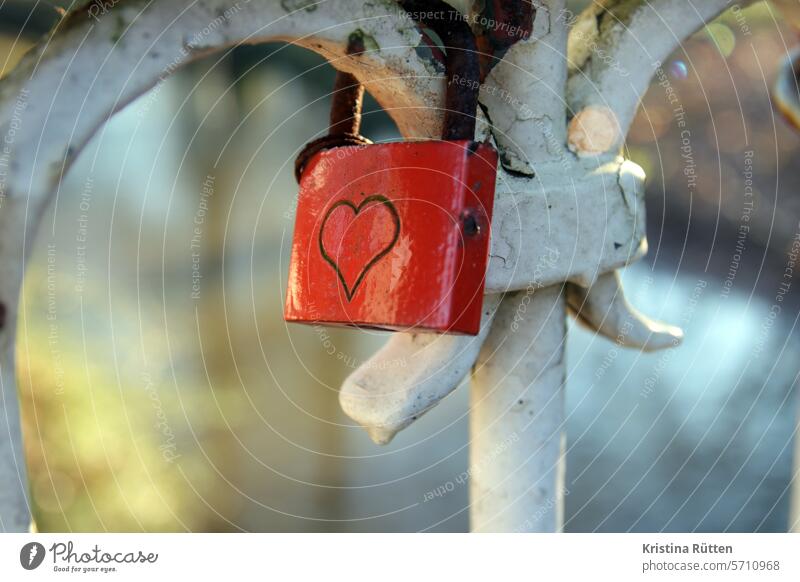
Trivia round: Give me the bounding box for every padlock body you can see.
[284,140,498,335]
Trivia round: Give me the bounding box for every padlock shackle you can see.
[398,0,481,141]
[294,3,482,181]
[329,72,365,136]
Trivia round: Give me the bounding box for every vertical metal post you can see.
[470,285,567,532]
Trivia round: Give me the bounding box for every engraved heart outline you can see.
[318,194,401,301]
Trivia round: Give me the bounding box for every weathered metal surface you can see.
[567,271,683,352]
[339,294,503,445]
[470,285,566,533]
[485,157,648,292]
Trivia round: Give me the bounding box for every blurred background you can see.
[0,0,798,532]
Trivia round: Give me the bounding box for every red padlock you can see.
[284,10,497,335]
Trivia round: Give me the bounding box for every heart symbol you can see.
[318,195,400,301]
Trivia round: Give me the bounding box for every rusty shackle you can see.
[295,0,481,181]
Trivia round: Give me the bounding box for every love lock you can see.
[282,1,660,442]
[284,16,498,335]
[485,156,648,292]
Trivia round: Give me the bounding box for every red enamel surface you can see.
[284,140,498,335]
